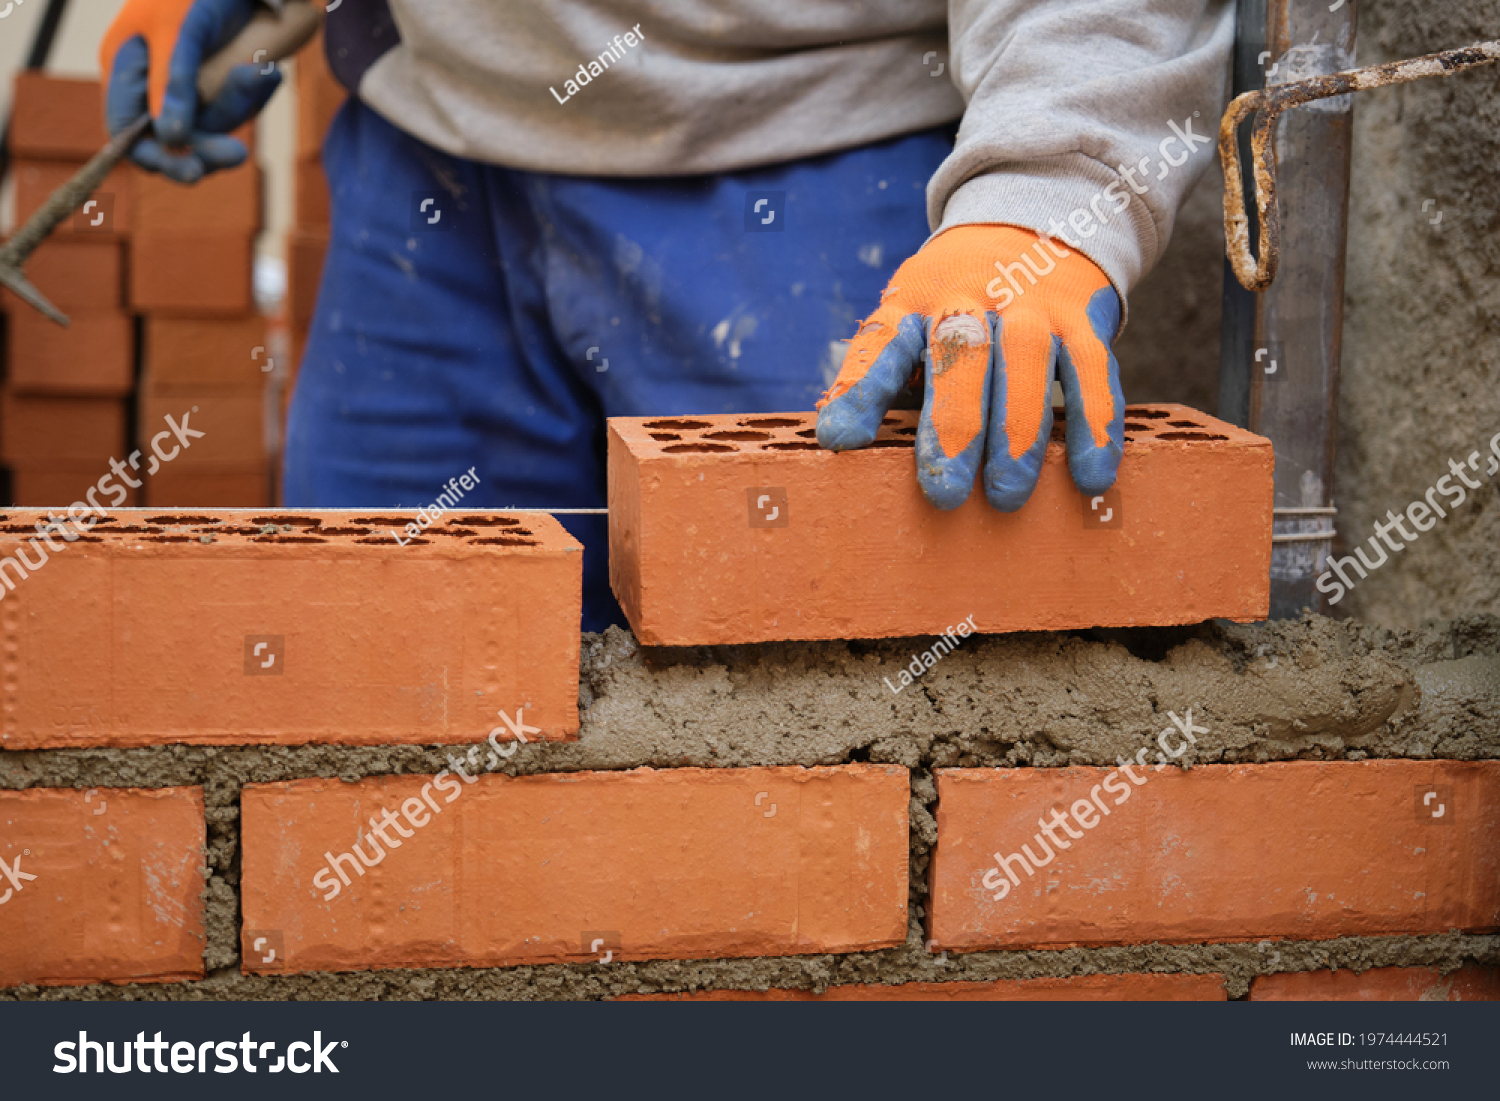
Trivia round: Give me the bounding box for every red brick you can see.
[607,405,1272,645]
[13,159,136,234]
[295,31,345,162]
[143,316,270,387]
[139,388,268,468]
[625,973,1227,1000]
[0,391,127,466]
[130,232,254,315]
[6,309,133,396]
[9,72,106,159]
[295,158,330,226]
[134,163,262,234]
[0,786,206,986]
[928,761,1500,951]
[141,469,270,507]
[0,508,581,748]
[1,236,123,314]
[1251,964,1500,1001]
[8,465,139,508]
[241,764,908,973]
[286,228,328,327]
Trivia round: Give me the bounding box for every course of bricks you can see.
[1,515,1496,998]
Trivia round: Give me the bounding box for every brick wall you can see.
[1,526,1495,998]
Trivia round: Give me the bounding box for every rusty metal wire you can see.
[1221,39,1500,292]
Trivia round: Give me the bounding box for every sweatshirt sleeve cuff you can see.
[931,153,1162,306]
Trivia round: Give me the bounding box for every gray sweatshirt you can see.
[330,0,1235,298]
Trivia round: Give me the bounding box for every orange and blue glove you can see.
[817,224,1126,511]
[101,0,282,183]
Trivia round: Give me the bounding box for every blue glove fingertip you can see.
[1058,287,1127,496]
[817,313,926,451]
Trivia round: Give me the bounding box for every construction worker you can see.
[101,0,1234,631]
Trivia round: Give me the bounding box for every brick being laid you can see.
[0,508,581,748]
[607,405,1271,645]
[0,786,206,987]
[240,764,909,974]
[927,761,1500,952]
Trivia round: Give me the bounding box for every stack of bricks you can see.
[133,122,270,506]
[2,74,134,506]
[282,30,344,434]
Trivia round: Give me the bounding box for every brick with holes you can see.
[0,509,581,748]
[607,404,1272,644]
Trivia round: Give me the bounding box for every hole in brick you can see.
[355,535,407,544]
[352,516,419,526]
[1124,422,1153,432]
[895,426,916,436]
[143,535,195,543]
[1124,408,1170,418]
[1167,420,1201,428]
[427,528,478,536]
[471,536,539,546]
[796,429,818,438]
[763,441,821,450]
[253,535,330,543]
[317,527,373,536]
[455,515,521,526]
[1157,431,1228,441]
[73,535,104,543]
[643,418,712,430]
[704,430,772,442]
[252,515,321,527]
[216,526,266,536]
[882,416,900,425]
[0,524,39,533]
[662,442,736,453]
[1124,436,1136,443]
[740,417,803,428]
[649,432,682,442]
[149,515,219,524]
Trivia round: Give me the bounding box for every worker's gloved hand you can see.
[100,0,281,183]
[817,224,1125,511]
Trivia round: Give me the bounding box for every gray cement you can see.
[3,614,1497,1001]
